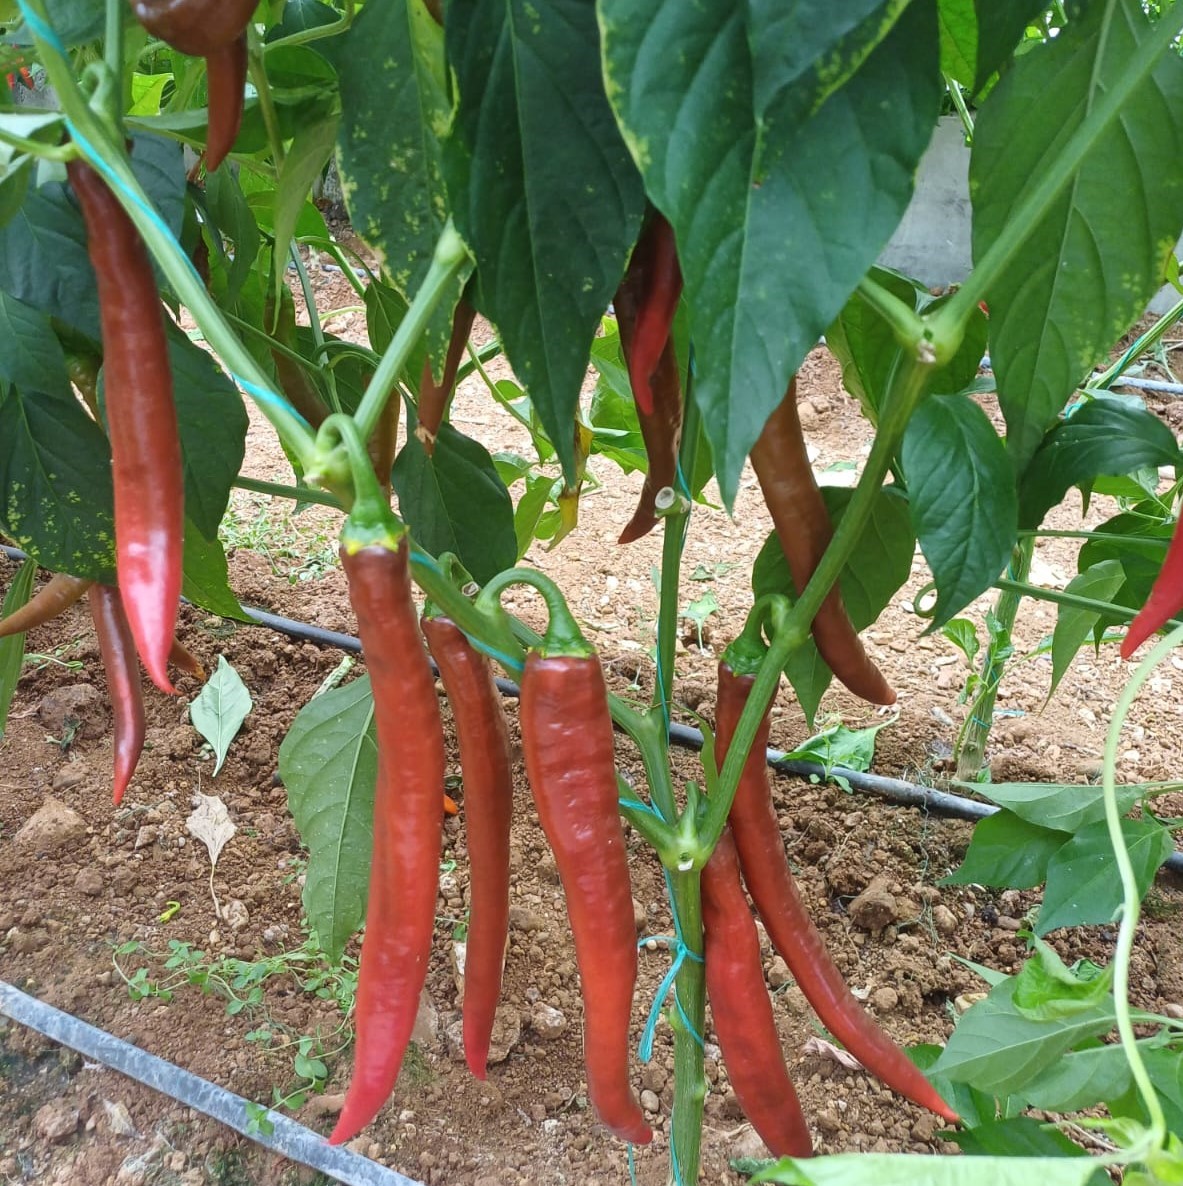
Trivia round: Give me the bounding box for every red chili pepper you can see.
[701,828,813,1158]
[330,532,447,1145]
[89,585,146,806]
[421,615,513,1080]
[626,214,681,417]
[518,622,651,1145]
[613,255,683,545]
[202,35,247,172]
[0,574,93,639]
[67,160,182,695]
[750,376,895,705]
[415,300,476,457]
[1122,518,1183,659]
[714,659,958,1123]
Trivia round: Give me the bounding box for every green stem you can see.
[248,29,284,170]
[665,867,706,1186]
[993,577,1183,630]
[1093,295,1183,389]
[954,537,1033,781]
[23,0,317,469]
[104,0,122,84]
[944,73,974,141]
[0,126,74,159]
[467,338,533,432]
[232,476,341,508]
[1102,625,1183,1150]
[1020,528,1172,547]
[454,339,503,386]
[263,0,356,52]
[290,245,339,411]
[934,3,1183,331]
[353,222,469,443]
[857,276,929,353]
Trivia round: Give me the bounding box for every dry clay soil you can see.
[3,268,1183,1186]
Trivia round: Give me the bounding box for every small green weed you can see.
[220,494,338,584]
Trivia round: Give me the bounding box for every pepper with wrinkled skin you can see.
[90,585,147,806]
[421,614,513,1080]
[701,828,813,1158]
[750,376,895,706]
[68,159,182,695]
[0,574,92,639]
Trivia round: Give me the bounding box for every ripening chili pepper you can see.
[613,254,683,546]
[1122,519,1183,659]
[129,0,256,171]
[714,656,958,1124]
[90,585,146,806]
[750,376,895,705]
[415,300,476,457]
[68,159,183,695]
[168,636,205,681]
[264,285,330,429]
[701,828,813,1158]
[330,516,447,1144]
[626,213,681,417]
[0,574,93,639]
[518,605,651,1145]
[421,614,513,1081]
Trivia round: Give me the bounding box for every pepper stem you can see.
[476,569,591,657]
[721,594,789,677]
[327,416,403,553]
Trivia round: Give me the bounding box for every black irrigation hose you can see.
[0,983,424,1186]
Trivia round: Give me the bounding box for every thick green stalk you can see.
[934,1,1183,330]
[247,29,284,169]
[232,476,341,508]
[104,0,121,84]
[993,577,1182,630]
[955,537,1033,780]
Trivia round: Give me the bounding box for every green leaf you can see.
[1036,817,1174,935]
[948,1116,1095,1159]
[601,0,940,504]
[331,0,465,364]
[202,168,261,305]
[512,473,552,560]
[278,676,377,964]
[189,657,253,777]
[751,1152,1103,1186]
[932,975,1114,1094]
[902,393,1017,626]
[8,0,104,46]
[270,0,340,39]
[363,281,428,385]
[391,422,516,584]
[446,0,644,484]
[0,290,67,395]
[942,810,1067,890]
[1019,1040,1133,1113]
[183,521,247,621]
[752,484,914,724]
[0,558,36,739]
[1019,398,1181,529]
[939,0,1048,94]
[1012,936,1114,1020]
[942,617,980,666]
[972,1,1183,473]
[0,384,116,581]
[785,720,890,776]
[971,780,1142,834]
[1049,560,1127,698]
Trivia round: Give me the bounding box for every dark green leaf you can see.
[272,115,339,302]
[183,522,246,621]
[202,169,261,304]
[0,384,115,580]
[939,0,1048,94]
[1019,1040,1133,1114]
[942,810,1066,889]
[391,423,516,584]
[7,0,104,46]
[279,676,377,964]
[602,0,940,503]
[903,393,1017,626]
[972,2,1183,472]
[0,558,36,739]
[363,281,428,387]
[271,0,340,39]
[948,1116,1095,1158]
[751,1152,1102,1186]
[1049,560,1127,698]
[0,290,67,395]
[446,0,644,484]
[1037,817,1174,935]
[1019,398,1181,528]
[972,780,1142,834]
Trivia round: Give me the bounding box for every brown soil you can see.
[2,261,1182,1186]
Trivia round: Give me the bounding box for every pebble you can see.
[870,986,899,1011]
[530,1004,567,1040]
[1164,1003,1183,1020]
[411,989,439,1046]
[508,906,543,933]
[74,867,104,896]
[52,763,87,792]
[14,797,87,854]
[640,1090,660,1114]
[848,876,897,931]
[33,1099,79,1143]
[766,956,791,988]
[931,904,959,934]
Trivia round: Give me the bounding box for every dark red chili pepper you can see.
[415,300,476,457]
[421,615,513,1081]
[168,636,205,681]
[89,585,146,806]
[626,213,681,417]
[750,376,895,705]
[265,284,330,429]
[701,828,813,1158]
[1122,519,1183,659]
[330,530,447,1145]
[129,0,255,171]
[518,612,650,1145]
[0,574,93,639]
[613,256,683,545]
[67,160,182,695]
[714,659,958,1123]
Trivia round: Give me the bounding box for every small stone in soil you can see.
[14,797,87,854]
[74,867,104,896]
[34,1100,79,1143]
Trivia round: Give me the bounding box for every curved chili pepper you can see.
[421,615,513,1080]
[1122,519,1183,658]
[330,533,447,1145]
[0,574,93,639]
[750,377,895,705]
[89,585,146,806]
[519,645,651,1145]
[714,660,958,1123]
[129,0,255,171]
[701,828,813,1157]
[67,160,182,695]
[415,300,476,457]
[168,636,205,681]
[626,214,681,417]
[613,255,683,546]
